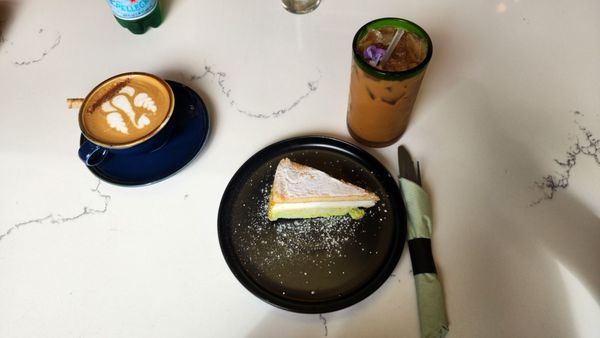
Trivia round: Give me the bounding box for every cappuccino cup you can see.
[77,72,175,166]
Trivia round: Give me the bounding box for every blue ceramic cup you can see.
[78,72,175,166]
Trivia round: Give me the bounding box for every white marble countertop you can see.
[1,0,599,337]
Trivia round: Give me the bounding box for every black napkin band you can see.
[408,238,437,275]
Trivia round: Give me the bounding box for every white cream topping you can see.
[273,158,378,200]
[271,200,376,212]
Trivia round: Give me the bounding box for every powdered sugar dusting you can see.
[241,183,364,265]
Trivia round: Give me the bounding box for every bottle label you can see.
[107,0,157,20]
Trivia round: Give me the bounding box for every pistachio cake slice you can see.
[267,158,379,221]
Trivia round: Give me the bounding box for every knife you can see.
[398,146,449,338]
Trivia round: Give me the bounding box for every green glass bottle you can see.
[107,0,162,34]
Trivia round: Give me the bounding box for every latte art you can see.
[102,86,157,134]
[80,73,174,146]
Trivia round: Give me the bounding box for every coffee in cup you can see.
[77,72,175,166]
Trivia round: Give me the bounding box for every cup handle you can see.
[78,140,108,166]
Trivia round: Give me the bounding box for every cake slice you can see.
[267,158,380,221]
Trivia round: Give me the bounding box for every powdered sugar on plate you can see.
[234,176,387,276]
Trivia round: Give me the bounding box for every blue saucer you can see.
[81,80,210,186]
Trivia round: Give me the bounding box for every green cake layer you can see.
[268,207,365,221]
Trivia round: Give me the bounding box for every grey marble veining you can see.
[318,313,328,336]
[3,28,62,66]
[0,29,6,53]
[190,64,321,118]
[0,181,110,243]
[532,111,600,205]
[391,272,402,283]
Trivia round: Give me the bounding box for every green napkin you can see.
[400,178,449,338]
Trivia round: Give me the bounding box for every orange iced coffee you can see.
[347,18,432,147]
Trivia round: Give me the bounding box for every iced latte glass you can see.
[347,18,432,147]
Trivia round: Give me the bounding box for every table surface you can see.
[1,0,599,337]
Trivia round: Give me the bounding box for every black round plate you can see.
[218,136,406,313]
